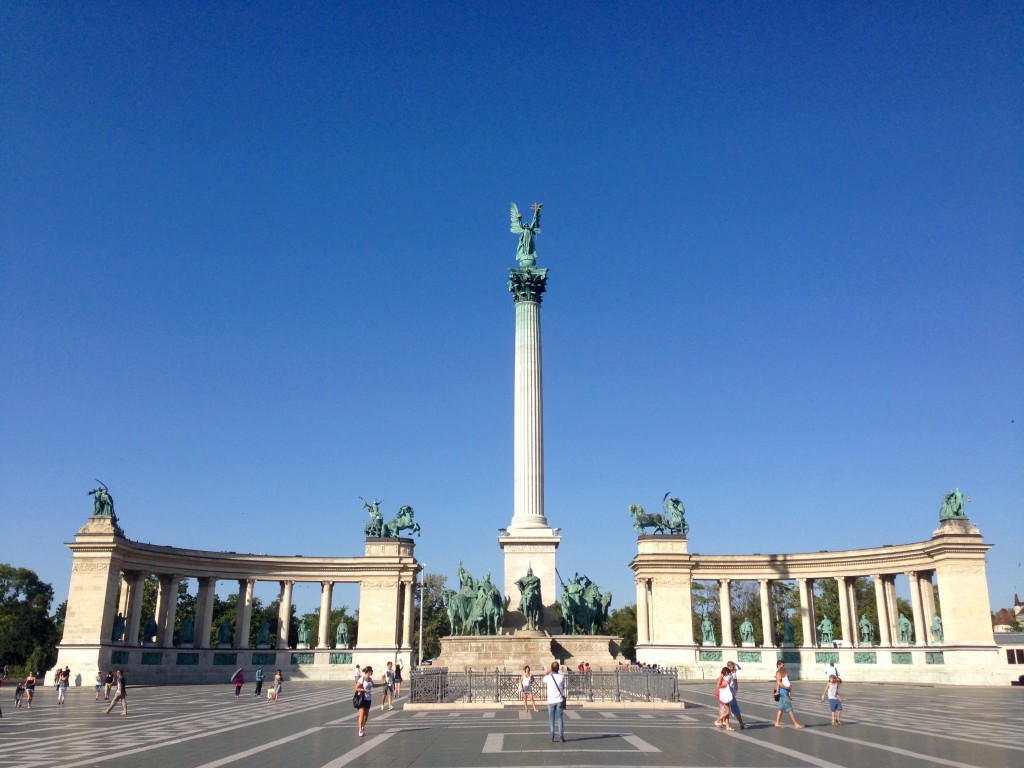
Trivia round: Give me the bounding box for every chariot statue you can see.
[628,492,689,535]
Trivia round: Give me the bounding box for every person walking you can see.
[94,672,103,701]
[713,666,734,730]
[103,670,127,716]
[393,662,403,697]
[232,669,244,699]
[822,674,843,724]
[56,667,69,705]
[520,665,539,712]
[253,667,264,697]
[542,661,567,743]
[773,661,804,729]
[354,666,373,737]
[725,661,746,728]
[24,672,36,709]
[271,670,283,703]
[103,671,114,700]
[380,662,395,711]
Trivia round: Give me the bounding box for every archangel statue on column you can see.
[510,202,542,267]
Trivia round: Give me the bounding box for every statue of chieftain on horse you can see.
[361,498,421,538]
[628,492,689,535]
[441,562,507,636]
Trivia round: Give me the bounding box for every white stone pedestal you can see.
[500,528,561,634]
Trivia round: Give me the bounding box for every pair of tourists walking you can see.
[103,670,127,716]
[714,660,746,730]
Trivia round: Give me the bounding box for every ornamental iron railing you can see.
[410,667,679,704]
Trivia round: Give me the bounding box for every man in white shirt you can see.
[542,661,567,742]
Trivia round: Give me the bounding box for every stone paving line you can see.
[0,683,1021,768]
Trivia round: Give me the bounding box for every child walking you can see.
[822,673,843,724]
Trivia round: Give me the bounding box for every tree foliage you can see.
[605,604,637,660]
[0,564,60,674]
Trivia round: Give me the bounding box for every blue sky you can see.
[2,2,1021,619]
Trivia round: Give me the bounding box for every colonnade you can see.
[630,517,995,654]
[111,572,419,651]
[57,515,420,681]
[634,571,939,648]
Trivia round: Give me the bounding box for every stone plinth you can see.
[437,635,623,670]
[499,529,561,634]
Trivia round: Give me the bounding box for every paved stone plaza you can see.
[1,681,1020,767]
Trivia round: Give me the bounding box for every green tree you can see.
[605,604,637,660]
[0,564,60,673]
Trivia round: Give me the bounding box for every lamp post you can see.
[417,564,426,666]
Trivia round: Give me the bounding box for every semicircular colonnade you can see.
[55,516,420,683]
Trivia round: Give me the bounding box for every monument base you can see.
[437,634,623,670]
[499,528,562,634]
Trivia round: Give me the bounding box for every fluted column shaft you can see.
[836,577,851,645]
[719,579,733,646]
[798,578,814,645]
[873,575,891,646]
[237,579,255,649]
[278,581,294,649]
[759,579,774,647]
[636,579,651,643]
[512,298,547,528]
[402,581,415,648]
[127,572,147,646]
[317,582,333,649]
[196,577,217,649]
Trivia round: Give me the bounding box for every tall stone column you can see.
[117,573,131,618]
[236,579,255,649]
[157,574,180,646]
[501,258,561,633]
[719,579,733,646]
[635,578,651,644]
[836,577,851,645]
[846,578,860,647]
[758,579,774,647]
[921,572,937,642]
[884,576,899,642]
[126,571,147,646]
[402,580,415,649]
[196,577,217,649]
[872,575,891,646]
[278,581,294,649]
[317,581,333,649]
[908,571,925,646]
[797,578,814,646]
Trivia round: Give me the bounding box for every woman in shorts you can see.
[24,672,36,709]
[713,666,734,730]
[355,666,373,737]
[773,661,804,729]
[520,665,539,712]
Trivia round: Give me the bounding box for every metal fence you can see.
[410,667,679,704]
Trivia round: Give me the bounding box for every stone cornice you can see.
[68,535,418,583]
[632,532,992,580]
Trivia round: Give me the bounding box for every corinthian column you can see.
[501,233,561,634]
[509,267,549,529]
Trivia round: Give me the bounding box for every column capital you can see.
[508,267,549,303]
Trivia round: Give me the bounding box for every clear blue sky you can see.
[2,2,1021,619]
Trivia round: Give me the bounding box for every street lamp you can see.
[417,564,426,666]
